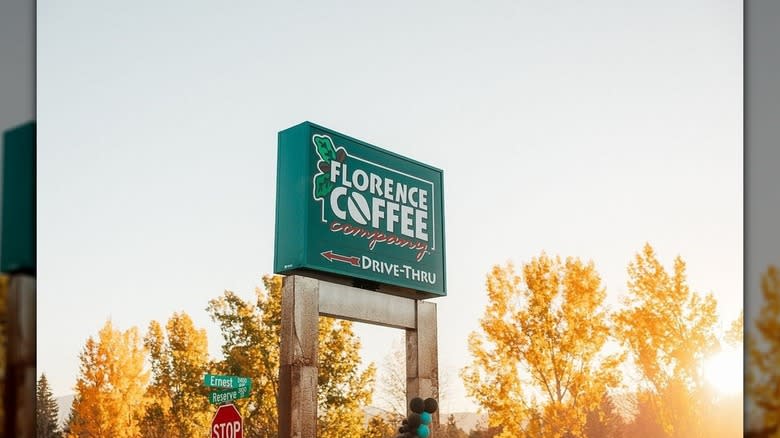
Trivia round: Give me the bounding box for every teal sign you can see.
[204,374,252,389]
[1,121,35,274]
[209,387,251,405]
[274,122,446,298]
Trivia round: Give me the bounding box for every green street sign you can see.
[1,121,35,274]
[274,122,447,299]
[209,386,251,405]
[204,374,252,390]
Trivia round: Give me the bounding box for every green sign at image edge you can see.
[1,121,35,274]
[274,122,447,298]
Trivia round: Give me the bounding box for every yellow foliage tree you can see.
[317,316,376,438]
[700,308,743,438]
[66,320,148,438]
[365,414,397,438]
[207,276,282,437]
[462,255,622,438]
[142,312,212,438]
[748,265,780,434]
[614,244,718,438]
[725,309,743,347]
[207,275,376,437]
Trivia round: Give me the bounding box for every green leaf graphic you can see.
[314,172,335,198]
[314,135,337,162]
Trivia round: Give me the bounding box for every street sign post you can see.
[211,404,243,438]
[274,122,447,299]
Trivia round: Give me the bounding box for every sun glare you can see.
[703,347,743,395]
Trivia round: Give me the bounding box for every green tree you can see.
[614,244,719,438]
[36,373,62,438]
[462,256,622,438]
[66,320,148,438]
[142,312,211,438]
[207,275,376,437]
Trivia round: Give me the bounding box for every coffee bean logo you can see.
[346,192,371,225]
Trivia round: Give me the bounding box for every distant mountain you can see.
[55,394,74,428]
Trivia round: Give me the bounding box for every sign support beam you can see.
[279,276,319,438]
[406,300,439,429]
[278,275,439,437]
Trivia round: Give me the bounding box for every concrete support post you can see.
[279,276,319,438]
[406,300,439,432]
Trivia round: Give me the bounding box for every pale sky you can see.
[37,0,742,412]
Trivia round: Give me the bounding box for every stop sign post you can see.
[211,404,243,438]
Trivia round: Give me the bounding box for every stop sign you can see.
[211,404,243,438]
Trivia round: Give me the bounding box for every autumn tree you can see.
[36,373,62,438]
[207,276,282,437]
[365,414,397,438]
[726,309,743,347]
[698,308,743,438]
[207,274,376,437]
[699,389,742,438]
[66,320,148,438]
[748,265,780,434]
[316,315,376,438]
[614,244,719,438]
[469,424,503,438]
[462,255,623,438]
[622,392,669,438]
[583,393,625,438]
[142,312,211,438]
